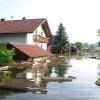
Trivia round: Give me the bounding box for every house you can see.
[92,47,100,52]
[0,18,52,51]
[0,18,52,60]
[89,47,100,59]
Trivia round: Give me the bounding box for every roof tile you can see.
[0,18,45,33]
[10,43,51,58]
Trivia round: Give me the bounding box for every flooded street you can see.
[1,55,100,100]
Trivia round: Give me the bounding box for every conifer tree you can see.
[52,23,69,54]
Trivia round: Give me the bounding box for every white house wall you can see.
[26,33,33,44]
[42,43,47,50]
[0,25,48,51]
[0,33,27,44]
[26,25,47,50]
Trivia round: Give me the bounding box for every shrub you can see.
[0,43,13,67]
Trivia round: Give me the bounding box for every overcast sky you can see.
[0,0,100,43]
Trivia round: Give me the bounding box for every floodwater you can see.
[0,54,100,100]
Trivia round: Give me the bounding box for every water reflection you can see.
[0,63,48,92]
[49,56,71,78]
[50,55,69,67]
[0,56,71,96]
[0,90,14,99]
[51,65,69,77]
[97,64,100,77]
[1,54,100,99]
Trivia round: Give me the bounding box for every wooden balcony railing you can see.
[33,35,48,43]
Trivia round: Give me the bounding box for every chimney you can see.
[1,18,5,22]
[22,17,26,20]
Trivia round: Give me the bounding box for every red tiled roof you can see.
[0,18,45,33]
[10,43,51,58]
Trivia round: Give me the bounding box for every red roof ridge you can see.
[0,18,46,23]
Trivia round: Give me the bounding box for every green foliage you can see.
[51,23,69,54]
[98,41,100,47]
[0,72,12,80]
[98,29,100,36]
[75,42,84,51]
[70,44,77,54]
[98,29,100,33]
[0,72,12,86]
[55,65,67,77]
[0,90,13,99]
[89,44,96,49]
[0,43,13,67]
[84,43,90,51]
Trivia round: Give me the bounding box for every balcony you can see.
[33,35,48,43]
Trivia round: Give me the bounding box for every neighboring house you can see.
[92,47,100,52]
[0,18,52,51]
[0,18,52,60]
[89,47,100,59]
